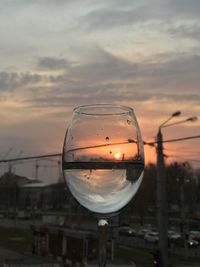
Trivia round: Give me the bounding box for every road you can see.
[0,247,55,267]
[0,219,199,267]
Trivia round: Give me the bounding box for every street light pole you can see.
[156,112,198,267]
[157,129,168,267]
[157,111,182,267]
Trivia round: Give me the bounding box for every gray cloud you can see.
[81,4,152,31]
[0,0,79,13]
[1,49,200,108]
[21,53,200,109]
[0,72,43,91]
[81,0,200,32]
[68,48,138,83]
[22,84,200,110]
[0,71,63,91]
[165,23,200,41]
[166,0,200,18]
[65,49,200,95]
[37,57,70,70]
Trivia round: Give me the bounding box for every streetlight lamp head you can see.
[172,111,181,117]
[159,111,182,129]
[187,116,198,122]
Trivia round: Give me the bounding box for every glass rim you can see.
[73,104,134,116]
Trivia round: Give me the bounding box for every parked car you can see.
[188,230,200,242]
[118,226,136,237]
[168,230,181,242]
[187,238,199,248]
[175,236,199,248]
[144,231,159,243]
[137,228,151,239]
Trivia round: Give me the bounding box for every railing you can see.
[3,260,59,267]
[116,236,200,258]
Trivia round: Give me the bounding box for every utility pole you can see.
[157,129,168,267]
[156,112,197,267]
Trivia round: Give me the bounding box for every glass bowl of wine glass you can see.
[62,104,144,218]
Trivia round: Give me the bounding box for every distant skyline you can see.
[0,0,200,180]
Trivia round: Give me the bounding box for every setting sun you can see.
[114,152,121,160]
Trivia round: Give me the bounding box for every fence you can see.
[116,236,200,259]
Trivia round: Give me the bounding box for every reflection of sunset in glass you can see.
[67,142,139,162]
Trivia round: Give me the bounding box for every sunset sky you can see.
[0,0,199,180]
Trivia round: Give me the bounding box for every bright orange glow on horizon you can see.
[144,145,156,166]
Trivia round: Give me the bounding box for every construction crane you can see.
[8,151,23,173]
[0,147,13,175]
[36,156,63,183]
[34,158,61,182]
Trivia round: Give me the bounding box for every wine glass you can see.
[62,104,144,266]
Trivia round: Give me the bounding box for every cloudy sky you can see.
[0,0,200,180]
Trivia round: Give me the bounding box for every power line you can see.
[0,134,199,164]
[164,147,198,153]
[145,134,200,146]
[0,153,61,163]
[163,135,200,143]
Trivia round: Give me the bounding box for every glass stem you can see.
[98,219,108,267]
